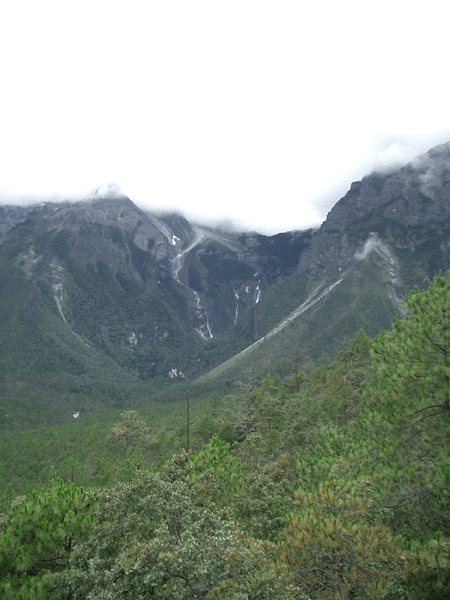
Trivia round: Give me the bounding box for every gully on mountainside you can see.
[354,233,407,316]
[171,226,214,339]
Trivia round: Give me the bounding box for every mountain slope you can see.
[0,192,311,393]
[1,142,450,416]
[200,141,450,381]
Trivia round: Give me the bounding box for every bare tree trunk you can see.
[186,394,190,452]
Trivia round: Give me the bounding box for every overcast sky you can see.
[1,1,450,234]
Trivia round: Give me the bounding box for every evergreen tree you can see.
[0,480,95,599]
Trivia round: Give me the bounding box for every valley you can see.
[1,143,450,415]
[2,142,450,599]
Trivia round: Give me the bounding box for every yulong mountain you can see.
[1,142,450,424]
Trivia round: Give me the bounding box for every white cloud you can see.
[0,1,450,233]
[372,143,419,172]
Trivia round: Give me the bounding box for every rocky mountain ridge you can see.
[1,142,450,390]
[301,141,450,286]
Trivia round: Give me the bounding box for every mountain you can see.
[1,142,450,424]
[0,191,311,406]
[206,142,450,380]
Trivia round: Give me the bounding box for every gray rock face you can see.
[0,205,32,243]
[300,142,450,286]
[60,196,185,263]
[0,189,310,348]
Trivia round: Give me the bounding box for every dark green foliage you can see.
[357,273,450,561]
[4,152,450,597]
[187,262,203,291]
[282,465,414,600]
[49,229,72,259]
[43,464,299,600]
[3,274,450,599]
[200,253,399,383]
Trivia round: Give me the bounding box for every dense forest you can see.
[1,272,450,599]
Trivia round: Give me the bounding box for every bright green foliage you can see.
[187,436,242,505]
[282,461,415,600]
[187,438,297,541]
[0,479,95,599]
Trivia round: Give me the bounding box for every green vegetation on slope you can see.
[200,251,399,383]
[2,272,450,599]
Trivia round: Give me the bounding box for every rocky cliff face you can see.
[0,205,31,242]
[300,142,450,289]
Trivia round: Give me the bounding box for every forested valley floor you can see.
[1,273,450,599]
